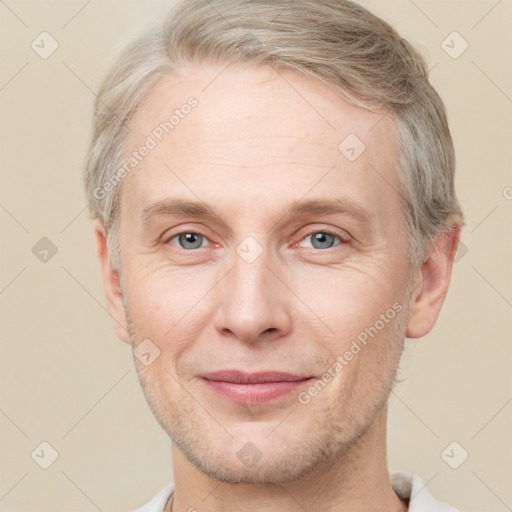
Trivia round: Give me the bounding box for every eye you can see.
[167,231,208,250]
[164,228,347,252]
[299,230,345,250]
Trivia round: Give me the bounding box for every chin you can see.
[172,423,343,486]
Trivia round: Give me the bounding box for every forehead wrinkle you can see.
[166,160,335,170]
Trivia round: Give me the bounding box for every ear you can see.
[92,218,131,344]
[406,219,462,339]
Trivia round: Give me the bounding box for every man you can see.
[84,0,464,510]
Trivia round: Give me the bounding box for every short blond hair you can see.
[84,0,464,272]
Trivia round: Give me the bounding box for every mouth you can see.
[200,370,314,404]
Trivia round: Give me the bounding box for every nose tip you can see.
[213,252,292,344]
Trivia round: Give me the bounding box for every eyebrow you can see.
[141,197,374,228]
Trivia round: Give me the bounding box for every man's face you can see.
[116,63,413,484]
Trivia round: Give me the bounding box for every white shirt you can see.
[134,471,460,511]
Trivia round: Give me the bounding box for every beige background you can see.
[0,0,511,511]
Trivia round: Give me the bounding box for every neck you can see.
[167,404,408,512]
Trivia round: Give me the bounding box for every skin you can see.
[93,63,461,511]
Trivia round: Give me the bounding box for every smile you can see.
[200,370,313,404]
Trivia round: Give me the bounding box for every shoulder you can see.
[390,471,461,511]
[133,482,174,512]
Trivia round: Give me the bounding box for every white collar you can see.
[134,470,459,511]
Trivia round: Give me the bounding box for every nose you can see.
[213,242,293,345]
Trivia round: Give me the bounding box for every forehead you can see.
[120,63,400,226]
[126,62,395,153]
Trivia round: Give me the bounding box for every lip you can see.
[201,370,313,404]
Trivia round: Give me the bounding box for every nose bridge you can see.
[214,235,291,342]
[233,239,271,305]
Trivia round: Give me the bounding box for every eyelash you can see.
[164,228,348,251]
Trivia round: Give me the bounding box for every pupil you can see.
[180,232,202,249]
[313,232,333,248]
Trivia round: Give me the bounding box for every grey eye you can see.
[172,232,205,250]
[305,232,340,249]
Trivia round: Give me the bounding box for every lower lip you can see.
[202,378,312,404]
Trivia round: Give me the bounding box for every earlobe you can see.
[92,219,131,344]
[405,222,462,339]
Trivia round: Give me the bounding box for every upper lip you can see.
[201,370,311,384]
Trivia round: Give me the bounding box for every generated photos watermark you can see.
[298,301,403,405]
[93,96,198,200]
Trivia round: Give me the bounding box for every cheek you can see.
[290,264,403,345]
[124,266,218,352]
